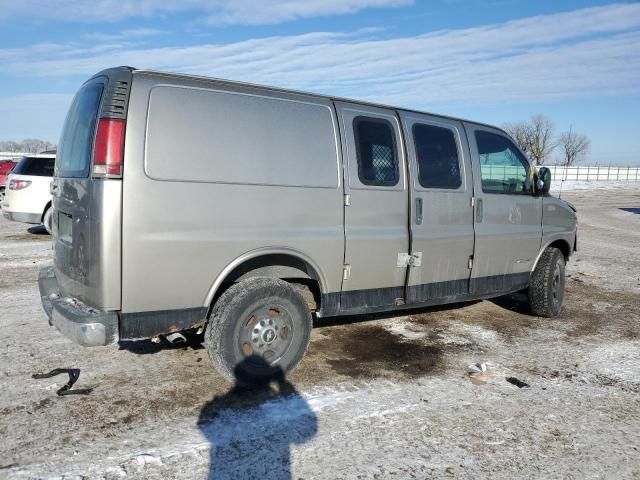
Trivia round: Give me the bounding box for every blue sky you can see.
[0,0,638,165]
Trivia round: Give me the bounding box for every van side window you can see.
[353,117,399,186]
[413,123,461,189]
[475,130,532,194]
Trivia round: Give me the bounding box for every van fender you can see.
[202,246,328,310]
[531,234,573,273]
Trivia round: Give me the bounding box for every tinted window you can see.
[12,157,55,177]
[57,82,104,178]
[354,117,398,186]
[475,130,531,194]
[413,123,461,189]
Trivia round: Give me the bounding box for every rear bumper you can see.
[38,265,119,347]
[3,210,41,224]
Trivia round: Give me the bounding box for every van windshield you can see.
[56,82,104,178]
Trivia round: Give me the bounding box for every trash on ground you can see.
[506,377,530,388]
[467,362,497,385]
[467,362,487,374]
[32,368,93,396]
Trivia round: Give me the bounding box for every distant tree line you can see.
[0,139,56,153]
[503,115,590,167]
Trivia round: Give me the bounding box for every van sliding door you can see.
[334,101,410,312]
[400,113,475,303]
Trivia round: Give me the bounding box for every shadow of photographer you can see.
[198,355,317,479]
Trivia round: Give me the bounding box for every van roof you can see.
[93,66,508,136]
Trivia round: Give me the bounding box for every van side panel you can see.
[121,73,344,315]
[145,86,339,188]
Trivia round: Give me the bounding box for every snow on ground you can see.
[0,186,639,479]
[550,179,640,194]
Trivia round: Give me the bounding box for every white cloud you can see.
[2,3,638,109]
[0,0,412,24]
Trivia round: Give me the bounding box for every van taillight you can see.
[93,117,125,177]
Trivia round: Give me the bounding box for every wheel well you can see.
[210,254,322,314]
[41,201,52,222]
[548,239,570,261]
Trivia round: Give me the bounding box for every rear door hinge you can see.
[342,264,351,280]
[468,256,474,269]
[344,194,351,206]
[471,196,475,208]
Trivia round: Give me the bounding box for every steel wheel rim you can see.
[238,304,294,367]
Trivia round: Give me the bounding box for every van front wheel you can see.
[205,278,312,384]
[528,247,565,317]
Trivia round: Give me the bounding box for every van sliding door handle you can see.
[415,198,423,225]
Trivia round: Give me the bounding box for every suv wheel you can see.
[528,247,565,317]
[43,206,52,235]
[205,278,312,383]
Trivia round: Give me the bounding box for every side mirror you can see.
[535,167,551,195]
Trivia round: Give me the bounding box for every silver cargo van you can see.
[39,67,577,382]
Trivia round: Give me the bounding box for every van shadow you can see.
[119,332,205,354]
[488,290,534,316]
[27,225,48,235]
[314,299,481,328]
[197,356,317,480]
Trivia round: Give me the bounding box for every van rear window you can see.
[12,157,55,177]
[56,82,104,178]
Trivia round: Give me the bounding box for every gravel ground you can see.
[0,186,639,479]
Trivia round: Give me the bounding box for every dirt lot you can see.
[1,186,639,479]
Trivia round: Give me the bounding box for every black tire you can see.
[205,278,312,383]
[42,206,52,235]
[528,247,565,317]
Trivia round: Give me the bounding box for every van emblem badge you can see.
[262,328,276,343]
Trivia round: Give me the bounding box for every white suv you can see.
[3,153,55,233]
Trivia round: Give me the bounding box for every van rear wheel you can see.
[528,247,565,317]
[205,278,312,384]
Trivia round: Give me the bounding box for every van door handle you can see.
[475,198,483,223]
[415,198,423,225]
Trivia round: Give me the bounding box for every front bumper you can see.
[38,265,119,347]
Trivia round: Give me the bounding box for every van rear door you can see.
[51,69,130,310]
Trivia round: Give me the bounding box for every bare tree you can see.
[503,114,555,165]
[503,121,533,157]
[0,139,56,153]
[528,115,555,165]
[558,126,590,167]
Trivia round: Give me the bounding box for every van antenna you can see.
[558,163,566,199]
